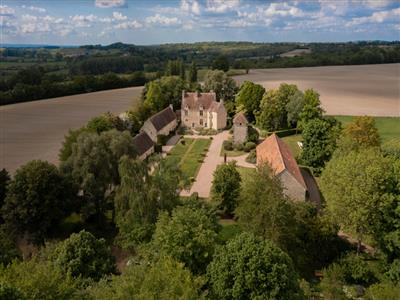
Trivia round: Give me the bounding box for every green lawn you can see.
[166,138,211,180]
[333,116,400,145]
[220,148,246,157]
[281,134,302,157]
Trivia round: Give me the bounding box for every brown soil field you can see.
[235,64,400,117]
[1,86,143,173]
[1,64,399,173]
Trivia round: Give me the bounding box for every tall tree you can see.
[2,160,75,244]
[320,148,394,252]
[144,80,164,112]
[53,230,116,281]
[300,117,341,173]
[235,164,296,253]
[188,61,198,83]
[235,81,265,122]
[257,83,300,131]
[88,256,205,300]
[297,88,324,129]
[203,70,237,114]
[211,55,230,72]
[344,116,380,148]
[286,90,305,128]
[61,130,136,221]
[114,157,180,248]
[207,232,301,300]
[151,204,219,274]
[211,161,241,215]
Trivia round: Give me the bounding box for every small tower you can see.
[233,111,248,144]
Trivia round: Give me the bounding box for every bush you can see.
[246,150,257,164]
[247,126,259,143]
[223,140,233,151]
[234,143,244,151]
[180,139,186,145]
[244,142,256,152]
[154,144,162,153]
[340,253,377,285]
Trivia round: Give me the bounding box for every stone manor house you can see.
[181,91,227,130]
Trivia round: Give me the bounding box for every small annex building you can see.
[181,91,227,130]
[141,105,177,142]
[233,111,248,144]
[132,131,154,160]
[256,133,307,201]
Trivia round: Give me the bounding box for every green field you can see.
[236,166,257,181]
[166,138,211,180]
[334,116,400,145]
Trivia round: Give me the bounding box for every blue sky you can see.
[1,0,399,45]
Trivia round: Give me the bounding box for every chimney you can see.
[182,90,187,98]
[169,104,174,111]
[196,90,201,97]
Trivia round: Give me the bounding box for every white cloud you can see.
[181,0,201,15]
[361,0,394,9]
[0,5,15,15]
[347,7,400,26]
[95,0,125,8]
[112,11,127,21]
[206,0,240,13]
[228,19,254,28]
[22,5,46,13]
[264,2,305,18]
[70,14,98,27]
[114,20,142,29]
[145,14,181,26]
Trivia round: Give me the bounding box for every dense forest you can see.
[1,41,399,105]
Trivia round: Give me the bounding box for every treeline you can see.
[69,56,144,75]
[0,70,147,105]
[234,45,400,69]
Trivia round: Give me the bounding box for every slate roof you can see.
[132,131,154,156]
[233,112,248,125]
[148,106,176,131]
[256,133,307,189]
[182,91,217,110]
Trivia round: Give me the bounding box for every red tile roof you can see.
[256,134,307,189]
[233,112,248,125]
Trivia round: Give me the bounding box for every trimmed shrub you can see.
[234,143,244,151]
[246,150,256,164]
[157,134,169,146]
[244,142,256,152]
[223,140,233,151]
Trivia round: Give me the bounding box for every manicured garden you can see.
[166,138,211,180]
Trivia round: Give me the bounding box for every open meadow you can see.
[235,64,400,117]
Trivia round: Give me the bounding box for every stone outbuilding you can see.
[256,133,307,201]
[132,131,154,160]
[233,111,248,144]
[141,105,177,142]
[181,91,227,130]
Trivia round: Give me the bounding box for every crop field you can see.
[0,86,143,173]
[235,64,400,117]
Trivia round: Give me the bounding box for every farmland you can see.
[235,63,400,117]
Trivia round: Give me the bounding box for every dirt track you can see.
[0,86,143,173]
[235,64,400,117]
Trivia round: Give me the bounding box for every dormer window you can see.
[200,110,203,116]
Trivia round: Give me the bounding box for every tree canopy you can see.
[114,157,180,248]
[235,81,265,122]
[320,148,394,251]
[211,161,241,215]
[2,160,75,244]
[211,55,230,72]
[207,232,301,300]
[151,204,219,274]
[203,70,237,103]
[53,230,116,281]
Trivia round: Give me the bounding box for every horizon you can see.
[1,0,400,45]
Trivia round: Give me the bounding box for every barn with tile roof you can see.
[141,105,177,142]
[256,133,307,201]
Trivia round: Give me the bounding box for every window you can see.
[200,110,203,116]
[205,122,207,127]
[200,119,203,125]
[192,123,195,128]
[184,110,188,116]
